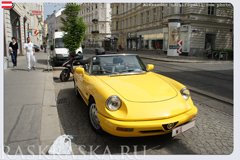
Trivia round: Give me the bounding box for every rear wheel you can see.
[88,98,105,135]
[60,69,70,82]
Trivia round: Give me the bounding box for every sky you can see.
[43,3,66,20]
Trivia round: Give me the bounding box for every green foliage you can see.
[60,3,87,52]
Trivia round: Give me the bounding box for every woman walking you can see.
[9,37,18,68]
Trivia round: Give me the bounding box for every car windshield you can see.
[55,38,65,48]
[90,55,147,75]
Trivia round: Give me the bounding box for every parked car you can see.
[95,48,105,55]
[33,44,40,52]
[73,54,198,137]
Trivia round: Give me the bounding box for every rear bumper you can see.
[97,106,198,137]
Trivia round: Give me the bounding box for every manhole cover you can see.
[57,98,68,104]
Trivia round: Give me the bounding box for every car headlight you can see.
[106,95,121,111]
[180,88,190,100]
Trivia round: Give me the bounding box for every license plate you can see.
[172,120,195,137]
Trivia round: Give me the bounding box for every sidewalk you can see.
[86,48,233,63]
[4,51,60,154]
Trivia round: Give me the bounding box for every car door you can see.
[75,66,91,104]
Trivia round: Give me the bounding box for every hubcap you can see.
[89,103,101,129]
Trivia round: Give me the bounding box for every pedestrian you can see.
[41,45,43,51]
[9,37,18,68]
[23,37,36,72]
[156,42,161,54]
[43,42,47,53]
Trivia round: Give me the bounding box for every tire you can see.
[60,69,70,82]
[74,81,81,99]
[88,98,105,135]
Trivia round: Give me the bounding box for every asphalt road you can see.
[52,49,233,155]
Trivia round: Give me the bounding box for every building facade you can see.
[45,8,65,41]
[4,3,44,69]
[111,3,233,56]
[80,3,111,48]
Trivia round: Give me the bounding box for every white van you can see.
[50,31,83,65]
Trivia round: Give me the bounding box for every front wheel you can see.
[60,69,70,82]
[88,98,105,135]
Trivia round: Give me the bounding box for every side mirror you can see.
[50,45,54,51]
[75,67,85,76]
[147,64,154,71]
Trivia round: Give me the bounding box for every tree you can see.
[60,3,87,52]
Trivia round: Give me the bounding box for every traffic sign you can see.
[177,40,182,46]
[177,47,182,54]
[35,30,39,35]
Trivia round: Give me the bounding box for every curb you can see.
[40,71,61,152]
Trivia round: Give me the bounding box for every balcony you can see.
[92,19,98,24]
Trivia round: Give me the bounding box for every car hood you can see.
[97,72,178,103]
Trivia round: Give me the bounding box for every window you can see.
[130,17,132,27]
[122,20,124,29]
[172,5,174,14]
[101,3,104,8]
[116,21,119,30]
[135,3,137,8]
[180,3,183,14]
[126,18,128,28]
[116,6,119,14]
[126,3,128,11]
[167,4,169,16]
[96,4,97,9]
[153,8,156,21]
[112,7,114,15]
[208,3,215,15]
[141,13,144,24]
[130,3,132,10]
[134,15,136,26]
[161,7,164,19]
[146,11,149,23]
[122,4,124,13]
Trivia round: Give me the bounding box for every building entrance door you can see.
[205,34,216,50]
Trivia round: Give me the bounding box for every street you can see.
[52,49,233,155]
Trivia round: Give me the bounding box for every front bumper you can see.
[97,106,198,137]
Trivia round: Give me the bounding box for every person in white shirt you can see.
[23,37,36,72]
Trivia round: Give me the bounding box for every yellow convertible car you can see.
[73,54,198,137]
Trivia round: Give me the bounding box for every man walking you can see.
[23,37,36,72]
